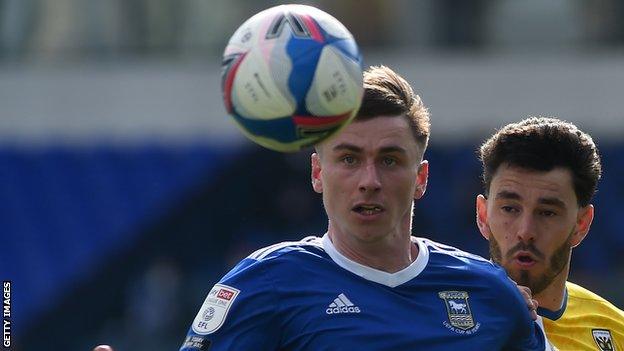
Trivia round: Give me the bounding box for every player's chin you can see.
[347,222,388,240]
[508,267,541,286]
[501,265,525,281]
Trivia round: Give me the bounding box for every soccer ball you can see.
[221,4,363,152]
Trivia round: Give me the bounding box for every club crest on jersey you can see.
[192,284,240,335]
[592,329,615,351]
[439,291,479,333]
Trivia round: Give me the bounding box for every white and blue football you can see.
[222,4,363,152]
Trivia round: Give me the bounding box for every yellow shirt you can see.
[540,281,624,351]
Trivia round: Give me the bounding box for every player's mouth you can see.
[513,251,538,268]
[352,203,385,217]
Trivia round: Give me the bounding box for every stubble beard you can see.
[489,229,573,295]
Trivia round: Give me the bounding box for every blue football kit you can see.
[180,235,551,350]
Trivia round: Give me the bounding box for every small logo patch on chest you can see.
[439,291,480,334]
[592,329,615,351]
[326,293,361,314]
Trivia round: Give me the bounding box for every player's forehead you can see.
[319,116,420,155]
[489,164,577,206]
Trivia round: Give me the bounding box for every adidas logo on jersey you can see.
[326,293,361,314]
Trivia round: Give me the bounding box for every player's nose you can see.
[358,162,381,193]
[516,214,537,243]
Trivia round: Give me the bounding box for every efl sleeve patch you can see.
[191,283,241,335]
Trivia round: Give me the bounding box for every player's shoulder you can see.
[567,281,608,301]
[221,235,326,282]
[417,237,515,286]
[418,237,493,267]
[246,235,325,261]
[566,281,624,319]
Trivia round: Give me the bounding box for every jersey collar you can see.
[321,234,429,288]
[537,285,568,321]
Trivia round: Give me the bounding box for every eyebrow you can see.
[379,146,408,155]
[537,197,567,209]
[332,143,362,153]
[495,190,567,208]
[494,190,521,201]
[331,143,407,155]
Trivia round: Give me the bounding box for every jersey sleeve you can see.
[179,258,281,351]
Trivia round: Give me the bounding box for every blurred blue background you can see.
[1,0,623,350]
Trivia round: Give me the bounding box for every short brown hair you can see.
[479,116,602,206]
[356,65,430,150]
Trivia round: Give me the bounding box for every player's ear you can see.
[311,152,323,193]
[414,160,429,200]
[571,204,593,248]
[476,194,491,240]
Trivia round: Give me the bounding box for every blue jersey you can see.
[180,235,549,350]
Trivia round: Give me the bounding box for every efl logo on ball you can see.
[222,4,363,152]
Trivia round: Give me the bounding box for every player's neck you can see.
[327,226,418,273]
[534,264,570,312]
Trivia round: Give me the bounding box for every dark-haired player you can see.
[476,116,624,350]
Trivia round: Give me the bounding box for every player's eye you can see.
[540,210,557,217]
[381,157,397,167]
[501,206,518,213]
[341,155,357,165]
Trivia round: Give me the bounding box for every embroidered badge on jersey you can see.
[192,284,240,335]
[439,291,481,334]
[592,329,615,351]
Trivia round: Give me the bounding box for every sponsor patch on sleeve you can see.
[191,283,241,335]
[182,335,212,350]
